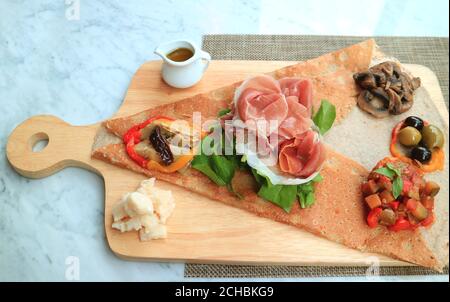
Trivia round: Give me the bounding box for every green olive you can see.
[421,125,444,149]
[398,126,422,147]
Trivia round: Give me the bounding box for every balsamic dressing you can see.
[166,48,194,62]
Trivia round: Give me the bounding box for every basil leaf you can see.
[392,176,403,199]
[258,183,297,213]
[191,155,227,186]
[313,100,336,135]
[374,167,396,180]
[218,108,231,117]
[386,163,402,177]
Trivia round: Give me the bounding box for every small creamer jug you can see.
[154,40,211,89]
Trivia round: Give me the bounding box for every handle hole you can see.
[29,132,49,153]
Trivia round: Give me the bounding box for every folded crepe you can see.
[92,39,449,271]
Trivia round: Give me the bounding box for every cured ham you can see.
[279,78,313,115]
[236,75,288,132]
[278,98,312,141]
[278,130,326,177]
[234,75,321,179]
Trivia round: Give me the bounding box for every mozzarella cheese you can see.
[111,178,175,241]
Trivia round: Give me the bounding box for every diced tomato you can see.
[402,178,413,195]
[367,207,382,228]
[377,175,392,192]
[365,194,382,210]
[388,201,400,210]
[388,218,411,232]
[361,179,379,196]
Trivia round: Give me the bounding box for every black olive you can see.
[410,146,432,163]
[403,116,424,131]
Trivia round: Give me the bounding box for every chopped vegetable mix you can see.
[361,157,439,231]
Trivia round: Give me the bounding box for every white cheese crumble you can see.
[111,178,175,241]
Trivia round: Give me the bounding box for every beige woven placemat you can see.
[184,35,449,278]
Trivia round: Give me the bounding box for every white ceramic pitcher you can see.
[154,40,211,89]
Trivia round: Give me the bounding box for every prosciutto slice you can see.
[279,78,313,115]
[236,75,288,134]
[278,98,312,141]
[235,75,322,179]
[278,130,326,178]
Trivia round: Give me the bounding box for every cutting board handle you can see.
[6,115,99,178]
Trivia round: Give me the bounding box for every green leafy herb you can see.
[297,174,323,209]
[392,176,403,199]
[251,169,322,212]
[311,174,323,183]
[191,133,244,197]
[258,183,298,212]
[313,100,336,135]
[210,155,235,184]
[374,163,403,199]
[191,155,228,186]
[373,167,396,180]
[217,108,231,117]
[386,163,402,177]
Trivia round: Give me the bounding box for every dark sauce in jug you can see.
[166,48,194,62]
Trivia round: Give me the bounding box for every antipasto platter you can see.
[7,40,449,271]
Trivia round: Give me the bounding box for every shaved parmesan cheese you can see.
[111,178,175,241]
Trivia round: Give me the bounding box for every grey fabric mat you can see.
[184,35,449,279]
[203,35,448,108]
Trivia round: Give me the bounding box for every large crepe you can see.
[92,39,449,271]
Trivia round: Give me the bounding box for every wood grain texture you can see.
[6,61,446,266]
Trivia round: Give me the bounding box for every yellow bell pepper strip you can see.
[390,119,444,172]
[147,154,195,173]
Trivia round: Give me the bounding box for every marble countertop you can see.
[1,0,448,281]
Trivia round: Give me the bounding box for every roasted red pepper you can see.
[389,218,411,232]
[367,207,382,228]
[421,212,435,227]
[388,201,400,211]
[123,115,174,168]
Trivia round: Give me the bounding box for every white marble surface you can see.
[0,0,448,281]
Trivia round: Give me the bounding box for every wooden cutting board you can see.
[6,60,448,266]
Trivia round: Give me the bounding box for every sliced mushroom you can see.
[353,61,421,117]
[387,88,404,114]
[357,90,390,118]
[370,61,394,77]
[353,72,377,90]
[411,77,421,90]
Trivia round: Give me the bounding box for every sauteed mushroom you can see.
[353,61,421,118]
[356,88,391,118]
